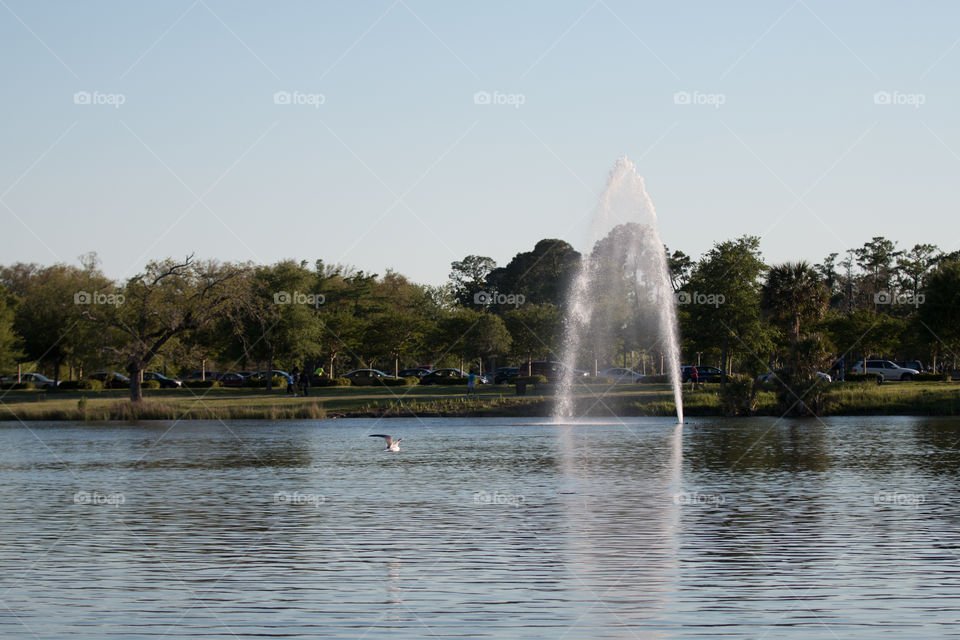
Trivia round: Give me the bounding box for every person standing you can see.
[299,369,310,397]
[466,372,476,397]
[288,367,299,396]
[690,366,699,390]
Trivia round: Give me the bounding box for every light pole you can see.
[696,352,702,366]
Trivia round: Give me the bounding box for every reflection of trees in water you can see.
[683,420,832,473]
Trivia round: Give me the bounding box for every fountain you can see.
[556,157,684,422]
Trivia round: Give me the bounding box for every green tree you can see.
[89,256,245,401]
[503,304,563,374]
[761,261,828,350]
[855,236,901,304]
[918,259,960,369]
[486,239,580,307]
[449,255,496,307]
[896,243,940,299]
[681,236,772,385]
[0,286,23,372]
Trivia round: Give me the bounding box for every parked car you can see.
[185,370,222,382]
[491,366,521,384]
[217,373,247,387]
[342,369,397,385]
[529,361,589,382]
[0,373,59,388]
[248,370,295,385]
[89,371,131,388]
[599,368,644,383]
[851,360,919,381]
[397,368,432,379]
[681,366,723,383]
[420,368,490,385]
[895,360,924,373]
[143,372,181,388]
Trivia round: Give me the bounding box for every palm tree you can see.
[761,261,828,349]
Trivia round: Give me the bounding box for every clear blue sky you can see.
[2,1,958,285]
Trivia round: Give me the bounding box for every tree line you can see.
[1,233,959,402]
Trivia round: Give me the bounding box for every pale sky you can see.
[2,1,958,285]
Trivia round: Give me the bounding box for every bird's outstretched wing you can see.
[369,434,393,446]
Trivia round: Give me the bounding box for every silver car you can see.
[850,360,919,381]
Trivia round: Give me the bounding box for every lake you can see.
[1,416,959,638]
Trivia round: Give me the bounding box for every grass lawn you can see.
[0,380,958,421]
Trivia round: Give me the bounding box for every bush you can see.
[142,380,161,389]
[6,382,36,390]
[843,373,879,383]
[583,376,614,385]
[328,377,351,387]
[182,380,221,389]
[515,375,548,385]
[383,376,419,387]
[915,372,950,382]
[639,375,669,384]
[720,374,758,416]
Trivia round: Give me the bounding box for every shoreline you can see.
[1,381,959,421]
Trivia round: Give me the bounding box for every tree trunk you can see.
[128,364,143,402]
[720,335,729,390]
[394,357,399,378]
[329,354,334,379]
[266,354,274,390]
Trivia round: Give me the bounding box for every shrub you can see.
[142,380,161,389]
[843,373,878,383]
[327,377,351,387]
[8,382,36,390]
[60,379,104,391]
[915,372,950,382]
[383,376,419,387]
[719,374,758,416]
[515,375,548,385]
[583,376,614,385]
[182,380,221,389]
[639,375,669,384]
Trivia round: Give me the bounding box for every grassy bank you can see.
[0,380,958,421]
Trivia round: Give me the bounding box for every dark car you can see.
[342,369,397,386]
[248,370,295,385]
[491,366,521,384]
[89,371,132,388]
[529,361,588,382]
[143,372,181,388]
[420,368,469,385]
[0,373,59,388]
[397,368,432,379]
[895,360,924,373]
[218,373,247,387]
[681,365,723,383]
[186,370,222,382]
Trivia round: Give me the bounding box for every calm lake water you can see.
[2,416,960,638]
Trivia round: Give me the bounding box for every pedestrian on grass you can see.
[466,372,476,397]
[299,369,310,397]
[690,366,699,390]
[289,367,299,396]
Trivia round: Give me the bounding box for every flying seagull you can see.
[369,434,402,452]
